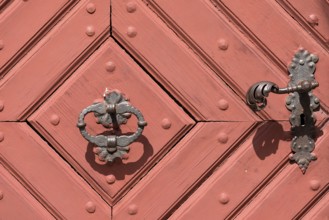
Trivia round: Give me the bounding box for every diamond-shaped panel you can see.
[29,38,194,205]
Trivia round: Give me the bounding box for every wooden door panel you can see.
[112,0,257,121]
[0,164,54,219]
[0,0,109,121]
[0,123,110,219]
[170,121,291,219]
[303,191,329,219]
[236,122,329,219]
[29,38,194,205]
[0,0,76,76]
[277,0,329,49]
[113,122,255,219]
[214,0,329,111]
[146,0,290,120]
[0,0,328,219]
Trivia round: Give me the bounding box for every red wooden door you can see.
[1,0,328,219]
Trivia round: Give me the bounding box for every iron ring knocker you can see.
[77,89,147,162]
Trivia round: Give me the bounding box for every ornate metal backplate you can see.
[246,48,320,173]
[286,50,319,173]
[77,89,147,162]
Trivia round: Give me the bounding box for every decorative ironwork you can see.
[246,48,320,173]
[77,89,147,162]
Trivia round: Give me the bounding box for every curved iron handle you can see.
[246,80,319,111]
[245,48,320,173]
[77,90,147,162]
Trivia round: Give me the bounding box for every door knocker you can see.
[77,89,147,162]
[246,48,320,173]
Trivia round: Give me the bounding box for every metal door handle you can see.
[77,89,147,162]
[246,49,320,173]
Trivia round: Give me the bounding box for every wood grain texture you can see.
[113,122,255,219]
[112,0,257,121]
[0,123,110,219]
[277,0,329,51]
[0,164,54,219]
[217,0,329,112]
[148,0,290,120]
[29,38,194,205]
[236,121,329,219]
[0,0,77,77]
[0,0,328,218]
[0,0,109,121]
[170,121,292,219]
[302,188,329,219]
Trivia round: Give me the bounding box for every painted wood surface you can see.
[0,164,54,219]
[0,123,111,219]
[0,0,328,219]
[29,38,194,205]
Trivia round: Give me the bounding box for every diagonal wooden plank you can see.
[112,0,258,121]
[29,38,194,205]
[302,188,329,219]
[0,164,54,219]
[0,0,109,121]
[170,121,292,219]
[0,122,111,219]
[146,0,290,120]
[214,0,329,111]
[276,0,329,50]
[113,121,256,219]
[235,121,329,219]
[0,0,78,76]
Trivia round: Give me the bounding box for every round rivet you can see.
[86,26,95,37]
[310,180,320,191]
[126,2,137,13]
[217,99,229,110]
[85,201,96,213]
[308,63,314,68]
[86,3,96,14]
[311,152,317,159]
[0,191,3,200]
[217,132,228,144]
[311,54,319,63]
[299,59,305,65]
[308,14,319,25]
[290,63,296,69]
[161,118,171,129]
[217,39,228,50]
[0,40,4,50]
[289,153,294,160]
[127,26,137,38]
[105,61,116,72]
[218,193,229,204]
[314,97,319,104]
[106,175,116,184]
[286,99,291,105]
[0,132,4,142]
[0,101,4,112]
[50,114,60,126]
[127,204,138,215]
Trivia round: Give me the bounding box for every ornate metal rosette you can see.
[77,89,147,162]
